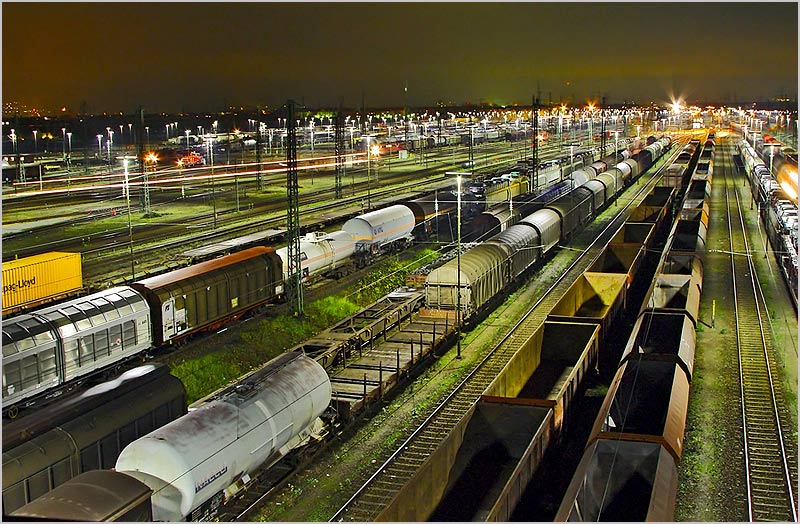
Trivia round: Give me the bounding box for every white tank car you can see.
[275,231,356,293]
[342,205,415,254]
[114,352,331,521]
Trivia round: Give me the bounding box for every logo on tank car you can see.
[195,465,228,493]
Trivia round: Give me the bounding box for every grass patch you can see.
[171,248,441,403]
[171,297,361,402]
[3,201,212,253]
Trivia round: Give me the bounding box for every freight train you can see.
[8,351,329,521]
[422,188,677,523]
[7,136,676,523]
[425,137,672,319]
[3,364,186,514]
[0,173,536,417]
[556,138,710,522]
[5,135,674,522]
[738,136,798,305]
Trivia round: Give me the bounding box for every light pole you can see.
[769,144,775,175]
[61,127,66,160]
[364,135,372,209]
[9,129,20,182]
[456,174,462,359]
[185,129,190,150]
[145,126,150,148]
[107,130,114,162]
[32,130,38,155]
[66,132,72,180]
[207,136,217,228]
[123,158,135,279]
[569,144,574,176]
[97,134,103,158]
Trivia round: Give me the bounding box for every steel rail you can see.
[722,137,797,522]
[329,143,681,522]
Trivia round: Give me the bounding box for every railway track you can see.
[14,142,594,286]
[4,162,410,257]
[83,171,458,285]
[329,151,678,522]
[721,139,798,522]
[3,139,600,259]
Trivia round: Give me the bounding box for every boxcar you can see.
[2,287,152,410]
[2,364,185,513]
[424,243,509,314]
[488,223,541,278]
[519,209,561,254]
[545,186,593,241]
[131,246,282,346]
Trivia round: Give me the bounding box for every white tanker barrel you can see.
[324,230,356,262]
[115,352,331,521]
[342,205,415,252]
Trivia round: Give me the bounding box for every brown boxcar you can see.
[131,246,282,345]
[8,470,152,521]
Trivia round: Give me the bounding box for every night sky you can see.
[2,2,798,113]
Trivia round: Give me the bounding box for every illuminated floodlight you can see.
[780,180,797,202]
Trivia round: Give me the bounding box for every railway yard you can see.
[2,111,798,522]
